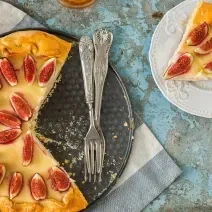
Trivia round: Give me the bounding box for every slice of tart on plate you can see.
[164,1,212,81]
[0,30,87,212]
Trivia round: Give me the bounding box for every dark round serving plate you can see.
[1,29,134,207]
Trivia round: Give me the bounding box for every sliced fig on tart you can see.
[186,22,209,46]
[0,58,17,86]
[23,55,36,85]
[30,173,47,201]
[195,37,212,54]
[38,58,56,87]
[9,172,23,199]
[164,53,193,80]
[10,93,32,121]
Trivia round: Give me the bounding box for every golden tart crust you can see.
[192,1,212,24]
[0,30,70,62]
[0,31,88,211]
[0,184,87,212]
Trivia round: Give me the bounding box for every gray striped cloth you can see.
[0,1,182,211]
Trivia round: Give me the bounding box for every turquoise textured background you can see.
[3,0,212,211]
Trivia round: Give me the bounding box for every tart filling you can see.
[164,1,212,81]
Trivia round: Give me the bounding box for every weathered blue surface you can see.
[3,0,212,211]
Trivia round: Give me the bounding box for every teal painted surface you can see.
[3,0,212,211]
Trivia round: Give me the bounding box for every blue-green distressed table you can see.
[4,0,212,211]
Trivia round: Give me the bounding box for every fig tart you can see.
[0,30,88,212]
[164,1,212,80]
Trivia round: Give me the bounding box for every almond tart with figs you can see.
[164,1,212,80]
[0,30,87,212]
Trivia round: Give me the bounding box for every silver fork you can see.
[93,29,113,182]
[79,36,102,182]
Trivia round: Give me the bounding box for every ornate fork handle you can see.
[79,36,97,182]
[93,29,113,181]
[79,36,94,104]
[93,29,113,125]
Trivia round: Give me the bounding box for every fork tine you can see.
[90,142,95,174]
[96,141,101,174]
[94,154,97,183]
[93,141,97,182]
[84,154,87,182]
[98,132,105,182]
[93,140,99,182]
[85,141,91,174]
[87,143,91,183]
[98,147,103,182]
[98,172,102,183]
[89,171,91,182]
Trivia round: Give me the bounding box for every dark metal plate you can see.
[1,29,134,207]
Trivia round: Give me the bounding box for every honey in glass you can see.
[57,0,97,8]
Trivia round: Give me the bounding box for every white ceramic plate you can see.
[149,0,212,118]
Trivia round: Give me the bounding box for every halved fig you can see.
[186,22,209,46]
[203,61,212,73]
[164,53,193,80]
[0,111,21,128]
[9,172,23,199]
[24,55,36,85]
[9,93,32,121]
[0,164,6,185]
[38,58,56,87]
[49,166,70,192]
[0,129,22,144]
[0,58,17,86]
[22,131,34,166]
[195,37,212,54]
[30,173,47,200]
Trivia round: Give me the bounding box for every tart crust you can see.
[0,31,88,211]
[0,184,87,212]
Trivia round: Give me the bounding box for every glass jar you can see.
[57,0,97,8]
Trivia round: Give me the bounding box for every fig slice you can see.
[0,129,22,144]
[195,37,212,54]
[22,131,34,166]
[23,55,36,85]
[38,58,56,87]
[0,111,21,128]
[0,58,17,86]
[30,173,47,200]
[9,172,23,199]
[164,53,193,80]
[186,22,209,46]
[9,92,32,121]
[49,166,70,192]
[0,164,6,185]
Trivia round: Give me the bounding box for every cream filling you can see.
[165,1,212,81]
[166,23,212,81]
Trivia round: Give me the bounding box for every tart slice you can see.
[0,31,87,211]
[164,1,212,81]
